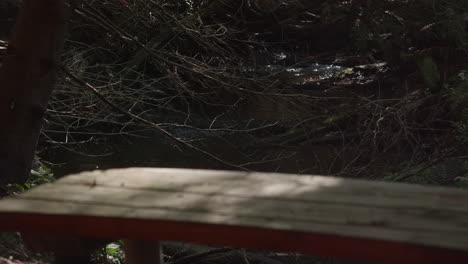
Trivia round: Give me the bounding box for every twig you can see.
[241,249,250,264]
[60,66,249,171]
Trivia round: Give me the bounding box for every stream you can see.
[42,55,465,185]
[42,57,387,178]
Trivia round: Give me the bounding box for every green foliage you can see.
[383,172,398,181]
[449,69,468,146]
[417,55,440,93]
[323,115,343,124]
[455,161,468,188]
[382,167,422,182]
[0,232,17,243]
[0,233,22,258]
[94,242,125,264]
[6,157,54,193]
[0,232,51,262]
[383,158,468,185]
[106,242,124,262]
[458,71,468,81]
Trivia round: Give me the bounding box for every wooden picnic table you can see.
[0,167,468,264]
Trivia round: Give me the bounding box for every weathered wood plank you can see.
[1,168,468,264]
[10,184,468,238]
[55,168,468,211]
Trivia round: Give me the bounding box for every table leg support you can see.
[123,240,163,264]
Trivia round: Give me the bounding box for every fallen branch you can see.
[60,65,249,171]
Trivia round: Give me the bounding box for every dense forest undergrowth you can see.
[1,0,468,263]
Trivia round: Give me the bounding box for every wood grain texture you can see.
[1,168,468,264]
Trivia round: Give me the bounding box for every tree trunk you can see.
[0,0,69,185]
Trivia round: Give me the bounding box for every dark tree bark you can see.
[0,0,69,185]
